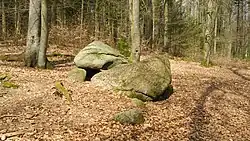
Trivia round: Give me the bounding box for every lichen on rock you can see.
[114,109,145,124]
[91,54,172,101]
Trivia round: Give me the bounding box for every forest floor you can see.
[0,43,250,141]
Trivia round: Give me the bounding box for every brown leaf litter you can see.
[0,58,249,140]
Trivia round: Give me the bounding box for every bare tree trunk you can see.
[113,17,118,46]
[152,0,160,49]
[51,0,57,25]
[80,0,84,44]
[239,0,246,58]
[167,0,174,53]
[226,0,233,59]
[247,0,250,58]
[143,0,152,48]
[203,0,212,66]
[94,0,99,40]
[24,0,41,67]
[107,1,112,41]
[213,3,218,55]
[111,4,118,46]
[130,0,141,62]
[240,0,244,58]
[129,0,133,44]
[163,0,168,51]
[38,0,48,68]
[235,0,240,56]
[14,0,21,36]
[125,0,130,40]
[118,1,123,40]
[1,0,6,39]
[63,0,66,27]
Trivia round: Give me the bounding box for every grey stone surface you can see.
[114,109,145,124]
[91,54,172,101]
[68,68,86,82]
[74,41,128,70]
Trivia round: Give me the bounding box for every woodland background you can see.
[0,0,250,63]
[1,1,250,140]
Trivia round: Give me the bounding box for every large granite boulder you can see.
[91,54,172,101]
[74,41,128,70]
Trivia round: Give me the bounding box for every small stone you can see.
[68,68,86,82]
[114,109,145,124]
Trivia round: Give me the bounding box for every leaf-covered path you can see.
[0,58,249,140]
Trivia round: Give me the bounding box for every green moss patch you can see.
[54,81,72,104]
[2,81,19,89]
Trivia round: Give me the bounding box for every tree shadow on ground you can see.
[0,53,24,62]
[228,68,250,81]
[0,53,75,68]
[188,81,221,141]
[49,54,75,67]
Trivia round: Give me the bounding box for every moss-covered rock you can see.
[68,68,86,82]
[114,109,145,124]
[91,54,172,101]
